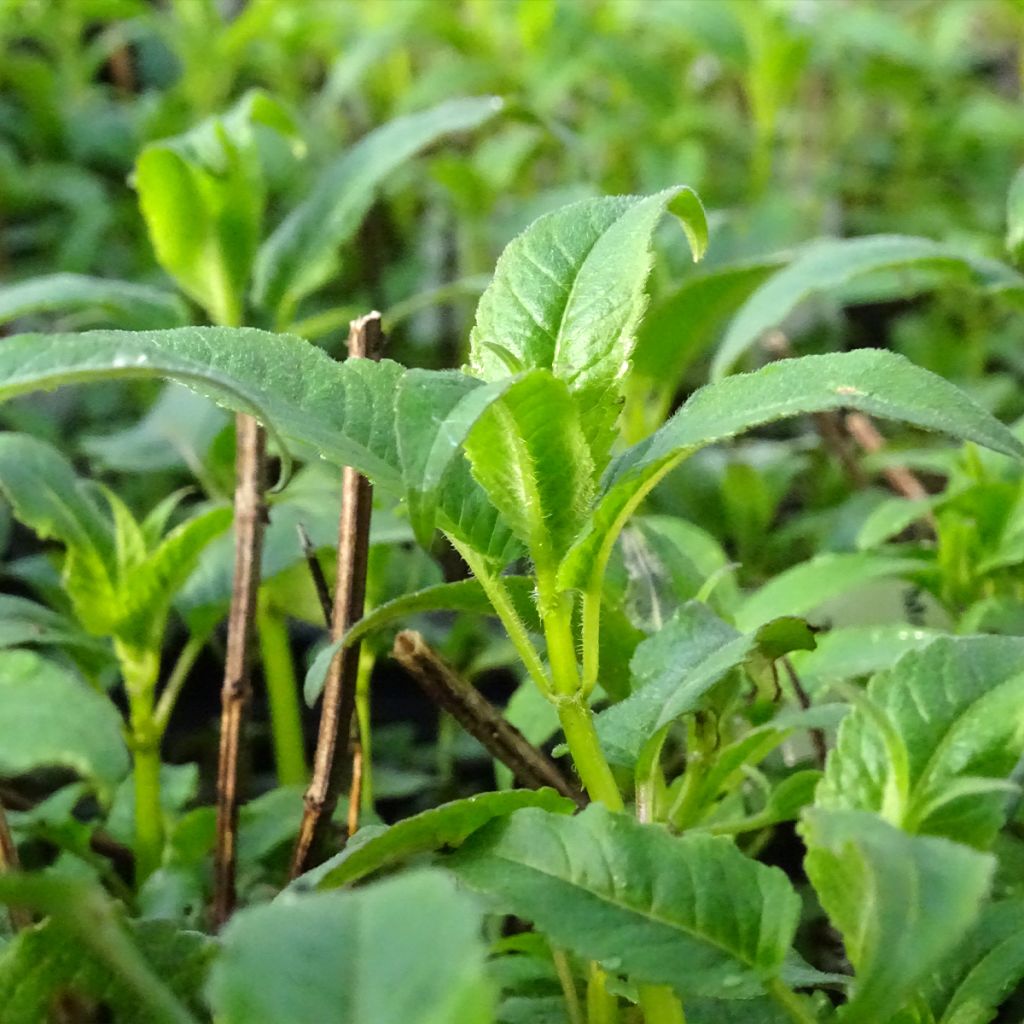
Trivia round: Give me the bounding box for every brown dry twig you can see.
[213,414,268,928]
[290,313,383,878]
[392,630,586,807]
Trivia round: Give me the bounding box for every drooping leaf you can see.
[558,350,1022,594]
[817,635,1024,848]
[254,96,505,323]
[0,650,129,794]
[595,602,814,767]
[0,327,405,490]
[448,804,800,1000]
[734,552,927,631]
[207,870,493,1024]
[800,808,994,1024]
[0,273,188,330]
[711,235,1024,378]
[314,789,575,889]
[469,188,707,465]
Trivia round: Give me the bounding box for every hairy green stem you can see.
[638,984,686,1024]
[450,537,550,694]
[557,696,623,812]
[580,588,602,695]
[355,647,376,812]
[257,604,308,787]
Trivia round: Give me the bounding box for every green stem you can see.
[586,963,619,1024]
[542,591,582,697]
[580,587,602,695]
[450,537,550,694]
[153,632,207,735]
[257,604,308,787]
[355,647,375,813]
[637,984,686,1024]
[552,948,585,1024]
[118,643,163,885]
[557,695,623,811]
[766,979,818,1024]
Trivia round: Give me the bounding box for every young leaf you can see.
[559,350,1024,595]
[207,870,493,1024]
[448,804,800,1000]
[0,432,117,630]
[0,327,405,490]
[817,635,1024,847]
[314,789,575,889]
[469,187,707,465]
[800,808,993,1024]
[136,90,300,326]
[595,602,814,767]
[463,370,596,579]
[0,273,189,330]
[0,649,129,795]
[0,594,106,654]
[254,96,505,323]
[711,235,1024,378]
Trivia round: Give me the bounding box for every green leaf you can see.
[469,188,707,465]
[0,649,129,794]
[788,625,940,695]
[559,350,1022,595]
[0,432,117,631]
[303,576,537,705]
[0,917,213,1024]
[632,256,785,388]
[0,327,405,491]
[463,370,596,577]
[817,635,1024,847]
[0,874,202,1024]
[735,552,927,631]
[711,235,1024,378]
[595,602,814,767]
[314,789,575,889]
[890,898,1024,1024]
[448,804,800,1000]
[800,809,993,1024]
[136,90,300,326]
[254,95,504,323]
[0,594,107,654]
[0,273,188,330]
[207,870,493,1024]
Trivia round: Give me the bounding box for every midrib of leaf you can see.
[477,842,765,971]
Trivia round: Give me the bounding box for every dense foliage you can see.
[4,2,1024,1022]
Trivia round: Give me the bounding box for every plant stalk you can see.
[0,797,30,931]
[291,312,383,878]
[552,948,585,1024]
[638,985,686,1024]
[391,631,584,804]
[213,413,267,927]
[767,979,819,1024]
[556,695,623,811]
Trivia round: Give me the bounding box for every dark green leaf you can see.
[448,804,800,1000]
